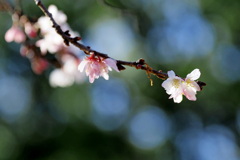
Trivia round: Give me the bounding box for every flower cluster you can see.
[162,69,201,103]
[78,53,119,83]
[5,14,38,44]
[4,5,84,87]
[36,5,78,54]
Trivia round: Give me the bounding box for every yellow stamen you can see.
[185,79,194,87]
[172,79,181,88]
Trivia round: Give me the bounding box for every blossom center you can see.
[185,78,194,87]
[172,79,181,88]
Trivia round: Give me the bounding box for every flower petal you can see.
[169,89,183,103]
[78,60,88,72]
[102,72,109,80]
[104,58,119,72]
[5,28,15,42]
[167,70,176,78]
[89,76,95,83]
[173,94,183,103]
[191,81,201,92]
[49,69,74,87]
[186,69,201,81]
[183,87,197,101]
[162,79,174,94]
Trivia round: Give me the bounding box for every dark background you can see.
[1,0,240,159]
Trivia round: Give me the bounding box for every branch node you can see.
[64,39,70,46]
[197,81,206,90]
[73,36,82,41]
[136,64,142,69]
[117,62,126,71]
[64,30,71,36]
[136,58,145,65]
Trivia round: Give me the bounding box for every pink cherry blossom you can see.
[5,25,26,43]
[24,22,38,38]
[162,69,201,103]
[31,57,49,75]
[78,53,119,83]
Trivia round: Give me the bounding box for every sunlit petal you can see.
[186,69,201,80]
[167,70,176,78]
[104,58,119,72]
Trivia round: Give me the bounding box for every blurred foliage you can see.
[1,0,240,160]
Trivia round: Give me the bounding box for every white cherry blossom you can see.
[162,69,201,103]
[50,55,84,87]
[36,5,78,54]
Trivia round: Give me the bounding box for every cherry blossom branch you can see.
[34,0,168,78]
[34,0,206,89]
[1,0,206,103]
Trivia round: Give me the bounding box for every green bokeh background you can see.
[1,0,240,159]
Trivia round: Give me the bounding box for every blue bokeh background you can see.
[1,0,240,159]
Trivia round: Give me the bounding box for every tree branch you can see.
[34,0,206,88]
